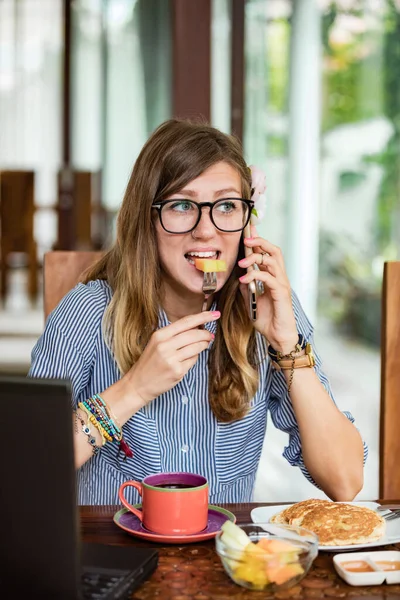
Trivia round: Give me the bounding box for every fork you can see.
[201,271,217,312]
[382,509,400,521]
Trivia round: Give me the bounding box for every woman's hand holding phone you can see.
[242,224,258,321]
[238,225,298,354]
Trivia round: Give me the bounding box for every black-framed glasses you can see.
[152,198,254,234]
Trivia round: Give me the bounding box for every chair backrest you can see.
[380,261,400,499]
[43,251,104,319]
[56,170,102,250]
[0,170,35,250]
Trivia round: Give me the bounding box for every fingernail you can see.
[210,333,215,339]
[238,259,245,265]
[211,311,221,318]
[239,276,246,282]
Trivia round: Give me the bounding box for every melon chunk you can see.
[194,258,227,272]
[257,539,299,554]
[266,563,304,585]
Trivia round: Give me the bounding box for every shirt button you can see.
[181,444,189,453]
[181,395,189,405]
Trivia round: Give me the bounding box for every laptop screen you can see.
[0,376,81,598]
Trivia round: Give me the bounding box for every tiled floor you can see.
[0,269,380,501]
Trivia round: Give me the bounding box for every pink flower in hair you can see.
[249,165,267,224]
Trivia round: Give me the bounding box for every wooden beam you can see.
[172,0,211,121]
[62,0,72,165]
[231,0,245,140]
[58,0,75,249]
[380,261,400,498]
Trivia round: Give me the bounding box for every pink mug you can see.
[118,472,209,535]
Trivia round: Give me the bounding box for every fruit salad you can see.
[194,258,227,273]
[218,521,305,590]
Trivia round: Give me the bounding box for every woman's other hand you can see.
[127,311,220,405]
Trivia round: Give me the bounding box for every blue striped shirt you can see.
[29,280,367,505]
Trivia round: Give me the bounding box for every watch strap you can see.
[271,343,316,371]
[268,333,307,361]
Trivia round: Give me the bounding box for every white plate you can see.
[250,502,400,552]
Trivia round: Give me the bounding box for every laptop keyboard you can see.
[81,567,137,600]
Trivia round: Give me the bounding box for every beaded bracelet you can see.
[75,409,101,455]
[90,395,122,441]
[81,395,133,460]
[79,403,111,444]
[80,399,116,441]
[93,394,122,437]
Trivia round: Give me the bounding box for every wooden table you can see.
[80,501,400,600]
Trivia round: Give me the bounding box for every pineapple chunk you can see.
[194,258,227,272]
[234,560,269,589]
[266,563,304,585]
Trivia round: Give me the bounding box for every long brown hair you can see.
[82,119,260,422]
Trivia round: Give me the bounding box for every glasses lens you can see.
[212,199,250,232]
[160,200,199,233]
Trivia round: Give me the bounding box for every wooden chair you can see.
[56,169,103,250]
[380,261,400,499]
[0,170,38,302]
[43,251,104,319]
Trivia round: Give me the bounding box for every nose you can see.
[191,206,216,239]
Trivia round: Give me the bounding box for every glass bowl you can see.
[215,523,318,591]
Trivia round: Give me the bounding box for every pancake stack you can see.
[270,499,386,546]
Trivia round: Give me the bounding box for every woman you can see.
[29,119,366,505]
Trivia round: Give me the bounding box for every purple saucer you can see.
[113,504,235,544]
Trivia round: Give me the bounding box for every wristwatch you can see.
[268,334,316,371]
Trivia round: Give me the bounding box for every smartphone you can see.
[243,224,257,321]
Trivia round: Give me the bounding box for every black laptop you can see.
[0,375,158,599]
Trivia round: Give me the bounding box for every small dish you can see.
[113,504,235,544]
[215,523,318,592]
[334,550,400,585]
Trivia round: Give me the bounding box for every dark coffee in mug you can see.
[155,483,197,489]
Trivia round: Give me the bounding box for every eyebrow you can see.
[175,187,242,198]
